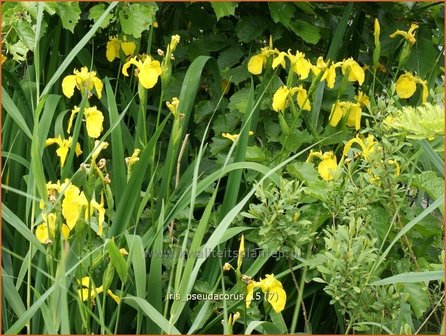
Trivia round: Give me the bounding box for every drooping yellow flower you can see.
[61,181,88,230]
[106,37,121,62]
[289,51,312,80]
[35,213,70,244]
[342,58,365,85]
[77,277,120,304]
[122,55,162,89]
[390,23,419,45]
[272,51,287,70]
[62,67,103,99]
[84,106,104,139]
[312,57,342,89]
[293,85,311,111]
[306,150,338,181]
[237,235,245,271]
[329,101,362,130]
[395,72,428,103]
[45,136,82,167]
[106,36,137,62]
[257,274,287,313]
[272,86,291,113]
[247,45,279,75]
[343,134,378,161]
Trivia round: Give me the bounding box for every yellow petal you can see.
[247,54,265,75]
[295,87,311,111]
[121,41,136,56]
[84,107,104,139]
[318,153,337,181]
[329,102,343,127]
[272,86,290,113]
[168,34,181,53]
[325,65,337,89]
[396,73,417,99]
[106,38,121,62]
[36,224,50,244]
[56,142,70,167]
[107,289,121,304]
[245,282,257,308]
[67,106,80,134]
[272,52,286,69]
[292,54,311,80]
[139,60,162,89]
[92,77,103,99]
[119,248,129,256]
[345,103,362,130]
[62,75,77,98]
[61,224,71,240]
[374,18,381,45]
[122,57,141,77]
[75,142,83,157]
[342,58,365,86]
[266,285,287,313]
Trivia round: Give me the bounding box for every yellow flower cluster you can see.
[122,55,162,89]
[36,179,107,243]
[106,36,136,62]
[67,106,104,139]
[306,150,338,181]
[395,72,428,103]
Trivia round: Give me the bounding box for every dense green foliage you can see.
[2,2,444,334]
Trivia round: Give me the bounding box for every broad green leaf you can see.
[268,2,295,27]
[228,87,250,113]
[119,3,158,38]
[404,283,430,319]
[88,4,114,29]
[210,2,238,21]
[236,15,266,43]
[289,19,321,44]
[55,2,81,33]
[15,20,35,50]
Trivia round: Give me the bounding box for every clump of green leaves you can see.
[2,2,81,61]
[242,178,315,257]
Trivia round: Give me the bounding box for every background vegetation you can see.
[2,2,444,334]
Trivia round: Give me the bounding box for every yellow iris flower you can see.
[85,198,106,237]
[67,106,104,139]
[395,72,428,103]
[45,136,82,167]
[272,86,311,113]
[311,57,342,89]
[355,91,370,108]
[342,134,377,161]
[341,58,365,86]
[61,181,88,230]
[330,101,362,130]
[62,67,103,99]
[78,277,120,304]
[122,55,162,89]
[35,213,70,244]
[106,36,136,62]
[245,274,286,313]
[306,150,338,181]
[247,43,279,75]
[289,51,312,79]
[390,23,419,45]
